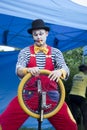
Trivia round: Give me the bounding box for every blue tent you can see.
[0,0,87,51]
[0,0,87,128]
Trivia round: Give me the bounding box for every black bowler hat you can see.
[27,19,50,34]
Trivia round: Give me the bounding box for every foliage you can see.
[63,47,83,97]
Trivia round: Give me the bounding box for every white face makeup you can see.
[32,29,48,46]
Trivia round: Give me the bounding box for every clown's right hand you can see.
[27,67,40,76]
[17,67,40,78]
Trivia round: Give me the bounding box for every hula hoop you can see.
[18,69,65,119]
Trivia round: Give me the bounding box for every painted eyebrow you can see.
[32,31,45,35]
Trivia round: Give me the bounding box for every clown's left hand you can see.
[48,70,63,82]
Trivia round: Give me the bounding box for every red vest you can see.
[27,45,54,70]
[26,45,57,93]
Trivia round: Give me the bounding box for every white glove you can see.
[28,67,40,76]
[48,70,62,82]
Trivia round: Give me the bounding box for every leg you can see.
[69,102,81,125]
[48,102,78,130]
[69,95,81,125]
[0,96,29,130]
[80,100,87,130]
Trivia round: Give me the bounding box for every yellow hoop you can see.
[0,125,2,130]
[18,69,65,119]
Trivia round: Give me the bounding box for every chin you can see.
[36,42,44,46]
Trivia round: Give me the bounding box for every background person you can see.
[0,19,77,130]
[69,64,87,130]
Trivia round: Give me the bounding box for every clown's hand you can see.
[27,67,40,76]
[48,69,66,82]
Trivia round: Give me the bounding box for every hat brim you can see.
[27,27,50,34]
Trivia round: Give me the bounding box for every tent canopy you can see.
[0,0,87,52]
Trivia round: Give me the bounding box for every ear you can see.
[46,31,49,36]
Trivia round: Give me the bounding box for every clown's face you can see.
[32,29,48,46]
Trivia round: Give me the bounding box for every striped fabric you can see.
[16,46,69,76]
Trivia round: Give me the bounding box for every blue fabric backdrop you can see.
[0,51,19,113]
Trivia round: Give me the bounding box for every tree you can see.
[63,47,83,98]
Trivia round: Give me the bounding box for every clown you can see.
[0,19,78,130]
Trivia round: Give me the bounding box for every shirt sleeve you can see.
[15,47,30,73]
[53,48,70,79]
